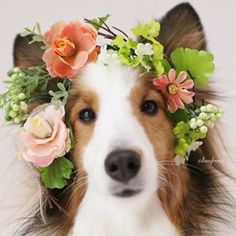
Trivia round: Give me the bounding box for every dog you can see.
[11,2,235,236]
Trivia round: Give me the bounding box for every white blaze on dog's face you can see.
[68,62,175,208]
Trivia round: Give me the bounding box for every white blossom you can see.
[97,46,121,67]
[135,43,154,56]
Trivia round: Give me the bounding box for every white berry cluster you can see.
[189,104,223,133]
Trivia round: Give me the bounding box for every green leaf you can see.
[89,14,110,31]
[20,30,32,37]
[161,58,172,73]
[39,157,74,189]
[132,20,160,42]
[112,36,141,67]
[173,121,190,139]
[169,109,189,124]
[170,48,215,86]
[35,22,42,34]
[32,35,44,42]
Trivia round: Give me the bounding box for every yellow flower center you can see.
[168,84,179,95]
[55,37,77,58]
[29,116,53,139]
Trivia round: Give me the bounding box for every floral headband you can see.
[0,16,223,190]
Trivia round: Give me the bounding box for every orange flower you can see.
[43,21,97,79]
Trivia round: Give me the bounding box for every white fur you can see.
[71,63,177,236]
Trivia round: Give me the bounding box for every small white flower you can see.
[97,46,121,67]
[135,43,154,56]
[188,141,203,153]
[174,155,186,166]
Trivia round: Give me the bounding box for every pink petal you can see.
[153,75,169,95]
[173,96,185,109]
[35,156,55,167]
[53,59,76,78]
[175,71,187,84]
[77,33,96,53]
[42,49,58,77]
[44,21,65,46]
[179,79,194,89]
[168,98,178,113]
[78,22,97,40]
[60,23,83,43]
[179,90,195,104]
[70,51,88,70]
[168,69,176,83]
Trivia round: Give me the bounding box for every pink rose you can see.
[20,104,70,167]
[43,21,97,79]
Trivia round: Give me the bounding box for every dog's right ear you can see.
[158,3,206,56]
[13,34,44,69]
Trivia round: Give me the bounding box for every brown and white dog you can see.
[13,3,235,236]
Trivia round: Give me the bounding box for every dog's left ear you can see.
[158,3,206,55]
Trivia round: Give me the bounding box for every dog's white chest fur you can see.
[70,193,177,236]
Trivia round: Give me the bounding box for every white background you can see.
[0,0,236,234]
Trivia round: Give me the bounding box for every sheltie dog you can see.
[11,2,235,236]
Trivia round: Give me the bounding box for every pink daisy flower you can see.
[153,69,195,113]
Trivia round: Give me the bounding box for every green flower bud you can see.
[11,104,20,111]
[179,138,186,145]
[13,67,20,73]
[190,122,197,129]
[206,104,214,112]
[210,113,216,122]
[11,74,18,80]
[9,110,17,118]
[212,106,218,113]
[196,119,204,127]
[200,126,208,133]
[199,112,208,120]
[200,106,207,112]
[190,118,196,123]
[18,93,26,100]
[14,116,21,124]
[20,101,28,111]
[216,113,223,119]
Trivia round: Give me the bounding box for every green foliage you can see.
[173,121,206,157]
[111,35,141,67]
[0,66,51,123]
[20,22,45,46]
[169,109,190,124]
[39,157,74,189]
[132,19,160,42]
[87,14,111,31]
[170,48,215,86]
[49,82,70,106]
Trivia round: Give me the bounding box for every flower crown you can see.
[0,16,223,189]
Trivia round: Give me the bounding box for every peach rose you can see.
[43,21,97,79]
[20,103,70,167]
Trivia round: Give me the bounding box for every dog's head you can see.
[13,3,220,234]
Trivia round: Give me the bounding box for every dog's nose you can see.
[105,150,141,182]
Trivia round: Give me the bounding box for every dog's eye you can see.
[79,108,96,123]
[140,100,158,115]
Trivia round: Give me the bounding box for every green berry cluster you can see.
[0,66,51,124]
[1,69,29,123]
[189,104,223,133]
[173,104,223,158]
